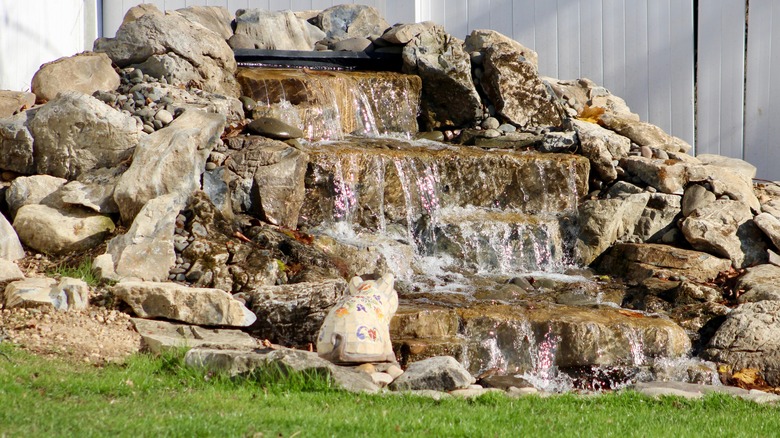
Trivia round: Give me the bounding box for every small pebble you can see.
[155,109,174,125]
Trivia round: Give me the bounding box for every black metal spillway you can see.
[233,49,403,72]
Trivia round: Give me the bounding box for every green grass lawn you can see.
[1,343,778,437]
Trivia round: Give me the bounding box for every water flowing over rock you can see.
[0,111,35,175]
[314,4,389,41]
[29,91,140,179]
[0,214,24,261]
[31,52,120,103]
[114,109,225,224]
[113,281,256,327]
[13,204,115,255]
[94,12,239,97]
[465,30,563,130]
[233,9,324,51]
[402,25,482,129]
[4,277,89,311]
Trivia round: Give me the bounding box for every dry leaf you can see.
[577,105,605,124]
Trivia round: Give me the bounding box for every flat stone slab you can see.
[131,318,258,353]
[632,381,780,404]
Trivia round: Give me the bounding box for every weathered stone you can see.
[244,279,348,346]
[600,113,691,153]
[175,6,233,40]
[633,193,682,242]
[314,4,390,41]
[131,318,258,354]
[114,109,225,224]
[4,277,88,311]
[402,25,482,129]
[575,193,649,265]
[0,213,24,261]
[392,337,467,368]
[389,356,475,391]
[598,243,731,283]
[390,307,460,339]
[572,119,630,181]
[540,131,577,153]
[149,84,244,123]
[228,34,255,50]
[121,3,163,25]
[58,167,124,214]
[113,281,256,327]
[692,164,761,213]
[696,154,757,180]
[465,30,563,130]
[29,91,140,179]
[246,117,303,140]
[0,111,35,174]
[0,259,24,283]
[681,200,768,268]
[0,91,35,118]
[381,21,436,45]
[332,37,372,52]
[703,300,780,386]
[31,52,120,103]
[185,347,379,393]
[94,12,239,97]
[682,184,716,217]
[106,194,180,282]
[233,9,324,51]
[226,137,307,229]
[13,204,115,255]
[755,213,780,252]
[619,156,688,194]
[735,264,780,303]
[5,175,66,218]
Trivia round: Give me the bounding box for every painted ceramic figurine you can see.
[317,273,398,364]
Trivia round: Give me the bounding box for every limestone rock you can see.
[113,281,256,327]
[246,117,303,140]
[464,29,539,69]
[620,156,688,194]
[121,3,163,25]
[547,77,639,121]
[5,175,66,218]
[402,25,482,129]
[314,4,390,41]
[131,318,258,354]
[575,193,650,265]
[31,52,120,103]
[0,91,35,118]
[233,9,324,51]
[13,204,115,255]
[114,109,225,224]
[681,200,768,268]
[185,347,379,393]
[598,243,731,283]
[0,259,24,283]
[690,163,760,213]
[600,113,691,153]
[465,30,563,130]
[0,111,36,175]
[29,91,140,179]
[696,154,757,180]
[58,167,124,214]
[682,184,716,217]
[146,83,244,123]
[390,307,460,339]
[735,264,780,303]
[4,277,88,311]
[755,213,780,252]
[572,119,630,181]
[703,300,780,386]
[175,6,233,40]
[245,279,348,346]
[633,193,682,242]
[389,356,475,391]
[106,194,181,282]
[94,12,239,97]
[0,213,24,261]
[381,22,436,45]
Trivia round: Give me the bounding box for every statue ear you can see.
[377,273,395,293]
[349,276,362,293]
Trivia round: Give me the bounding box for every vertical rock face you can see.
[233,9,324,51]
[31,52,120,103]
[402,26,482,130]
[0,213,24,261]
[0,111,36,175]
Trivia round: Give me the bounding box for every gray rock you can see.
[464,29,539,69]
[682,184,716,217]
[29,91,140,179]
[245,279,348,346]
[0,91,35,118]
[233,9,324,51]
[113,281,256,327]
[154,109,174,125]
[450,387,504,398]
[13,204,115,255]
[31,52,119,103]
[185,347,379,393]
[94,12,239,97]
[0,212,24,261]
[106,193,180,282]
[691,163,761,213]
[114,109,226,224]
[619,156,688,194]
[381,21,436,45]
[605,181,645,198]
[5,175,66,218]
[633,193,681,242]
[703,300,780,386]
[228,33,255,50]
[314,4,390,41]
[153,84,244,123]
[600,113,692,153]
[540,131,578,153]
[4,277,88,311]
[632,381,748,400]
[390,356,475,391]
[0,110,36,174]
[402,25,482,129]
[131,318,258,354]
[0,259,24,283]
[246,117,303,140]
[575,193,650,265]
[174,6,233,40]
[735,264,780,303]
[572,119,631,182]
[332,37,372,52]
[681,200,767,268]
[755,212,780,253]
[58,167,124,214]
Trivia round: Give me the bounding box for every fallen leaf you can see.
[577,105,605,124]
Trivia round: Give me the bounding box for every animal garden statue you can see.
[317,273,398,364]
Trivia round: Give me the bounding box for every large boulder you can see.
[0,110,36,175]
[29,91,140,179]
[681,200,768,268]
[106,194,180,282]
[13,204,115,255]
[113,281,256,327]
[600,113,691,153]
[232,9,324,51]
[464,29,539,69]
[113,109,225,224]
[598,243,732,283]
[94,12,239,97]
[0,213,24,261]
[31,52,120,103]
[174,6,233,40]
[465,30,564,130]
[4,277,89,311]
[314,4,389,41]
[402,25,482,129]
[735,264,780,303]
[5,175,67,218]
[575,193,650,265]
[0,91,35,118]
[703,300,780,386]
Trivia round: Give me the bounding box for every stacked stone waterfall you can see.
[2,3,780,394]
